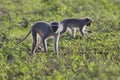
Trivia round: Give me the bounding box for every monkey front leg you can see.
[53,33,60,55]
[84,29,92,33]
[79,28,84,37]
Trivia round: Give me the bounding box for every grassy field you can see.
[0,0,120,80]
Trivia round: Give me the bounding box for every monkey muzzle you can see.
[52,25,59,32]
[87,19,92,26]
[51,22,59,33]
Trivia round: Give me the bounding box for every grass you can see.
[0,0,120,80]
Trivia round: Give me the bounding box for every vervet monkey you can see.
[60,17,92,38]
[16,21,60,55]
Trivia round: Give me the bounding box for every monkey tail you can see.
[13,29,31,50]
[17,29,31,45]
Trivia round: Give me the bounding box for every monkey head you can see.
[84,18,92,26]
[51,22,59,33]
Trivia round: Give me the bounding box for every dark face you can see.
[51,22,59,32]
[52,25,58,32]
[85,18,92,26]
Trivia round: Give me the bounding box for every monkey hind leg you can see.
[36,35,42,51]
[69,27,76,38]
[41,38,47,52]
[37,42,45,52]
[31,31,37,55]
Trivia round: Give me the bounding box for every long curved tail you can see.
[13,29,31,49]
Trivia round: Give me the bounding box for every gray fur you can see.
[60,17,92,38]
[16,21,60,55]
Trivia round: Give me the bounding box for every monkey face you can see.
[85,18,92,26]
[52,25,59,32]
[51,22,59,33]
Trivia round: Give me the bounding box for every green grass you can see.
[0,0,120,80]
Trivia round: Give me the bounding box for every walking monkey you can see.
[16,21,60,55]
[60,17,92,38]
